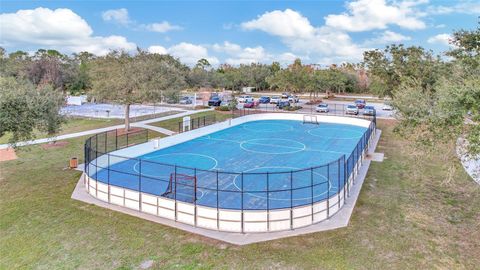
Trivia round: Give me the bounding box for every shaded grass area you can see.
[150,110,231,133]
[0,120,479,269]
[0,118,124,145]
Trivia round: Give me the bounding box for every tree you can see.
[89,50,187,131]
[267,58,314,98]
[391,24,480,155]
[66,52,95,95]
[0,49,31,79]
[363,45,441,97]
[0,77,64,145]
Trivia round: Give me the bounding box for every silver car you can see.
[315,103,329,113]
[345,104,359,115]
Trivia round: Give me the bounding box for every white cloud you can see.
[0,7,136,55]
[241,9,315,38]
[324,0,427,32]
[143,21,182,33]
[427,33,452,46]
[277,52,301,64]
[102,8,131,25]
[241,9,368,63]
[149,43,218,65]
[365,30,411,45]
[102,8,181,33]
[427,1,480,15]
[212,41,272,65]
[147,45,168,54]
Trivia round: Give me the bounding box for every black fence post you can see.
[241,172,244,233]
[174,165,177,221]
[216,170,219,230]
[107,153,111,203]
[289,171,293,229]
[138,158,142,212]
[311,168,314,223]
[115,128,118,150]
[95,134,98,198]
[327,163,330,218]
[267,172,270,231]
[337,159,341,209]
[194,168,197,226]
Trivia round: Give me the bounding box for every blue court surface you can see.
[92,120,367,210]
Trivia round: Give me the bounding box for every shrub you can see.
[283,106,302,111]
[215,106,231,111]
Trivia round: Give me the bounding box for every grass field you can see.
[1,120,479,269]
[0,118,124,145]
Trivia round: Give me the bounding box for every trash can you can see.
[69,157,78,169]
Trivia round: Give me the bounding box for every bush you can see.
[305,99,322,105]
[283,106,302,111]
[194,105,210,110]
[215,106,231,111]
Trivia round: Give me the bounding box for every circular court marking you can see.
[132,153,217,200]
[240,138,306,154]
[133,153,218,200]
[231,166,335,201]
[242,122,294,133]
[307,127,364,140]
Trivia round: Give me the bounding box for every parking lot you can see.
[233,98,395,119]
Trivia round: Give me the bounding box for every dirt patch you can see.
[115,127,144,136]
[41,141,69,149]
[0,147,17,162]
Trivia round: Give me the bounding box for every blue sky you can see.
[0,0,478,66]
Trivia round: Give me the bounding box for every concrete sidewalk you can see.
[0,109,212,149]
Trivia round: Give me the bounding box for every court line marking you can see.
[240,139,306,154]
[242,122,294,133]
[131,153,218,200]
[201,135,348,156]
[307,127,364,140]
[198,136,242,144]
[230,166,336,201]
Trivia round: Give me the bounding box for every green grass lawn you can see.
[0,118,124,145]
[1,120,479,269]
[150,110,232,132]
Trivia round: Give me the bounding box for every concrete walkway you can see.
[132,123,176,136]
[0,109,212,149]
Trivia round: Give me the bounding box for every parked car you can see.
[281,92,290,98]
[243,100,259,108]
[276,100,291,109]
[363,105,376,116]
[237,95,254,103]
[258,96,271,104]
[208,96,222,106]
[354,99,366,109]
[270,96,281,104]
[179,96,193,104]
[345,104,359,115]
[382,102,393,110]
[288,95,300,103]
[315,103,329,113]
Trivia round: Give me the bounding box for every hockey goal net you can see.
[162,173,197,203]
